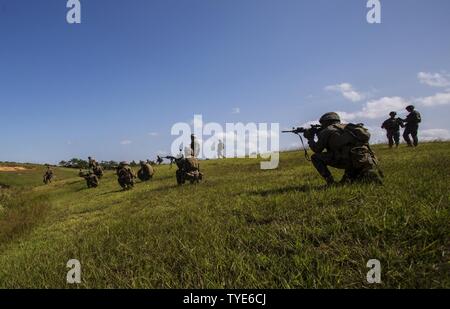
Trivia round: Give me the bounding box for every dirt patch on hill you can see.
[0,166,30,172]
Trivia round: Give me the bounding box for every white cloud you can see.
[232,107,241,114]
[336,111,358,122]
[336,97,408,121]
[418,72,450,88]
[298,120,320,128]
[359,97,409,119]
[325,83,364,102]
[120,140,132,145]
[148,132,159,137]
[416,92,450,107]
[420,129,450,141]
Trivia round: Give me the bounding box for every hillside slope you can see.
[0,142,449,288]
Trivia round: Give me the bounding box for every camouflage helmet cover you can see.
[319,112,341,124]
[389,111,397,116]
[406,105,415,110]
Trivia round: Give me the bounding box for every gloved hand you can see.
[303,129,314,140]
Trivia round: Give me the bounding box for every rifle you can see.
[163,155,182,168]
[282,124,323,160]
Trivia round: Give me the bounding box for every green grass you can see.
[0,165,78,188]
[0,142,449,288]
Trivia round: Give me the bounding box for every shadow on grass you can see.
[98,189,126,195]
[243,184,325,197]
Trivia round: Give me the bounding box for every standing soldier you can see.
[217,139,225,159]
[190,134,200,158]
[43,165,54,184]
[381,112,404,148]
[402,105,422,147]
[88,156,97,169]
[156,155,163,165]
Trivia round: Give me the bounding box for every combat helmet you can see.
[319,112,341,125]
[389,111,397,116]
[406,105,415,111]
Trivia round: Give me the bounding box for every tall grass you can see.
[0,142,449,288]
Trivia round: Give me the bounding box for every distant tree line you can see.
[59,159,141,170]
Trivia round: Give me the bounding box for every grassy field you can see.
[0,142,449,288]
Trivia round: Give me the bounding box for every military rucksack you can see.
[183,158,200,172]
[342,123,371,145]
[414,111,422,124]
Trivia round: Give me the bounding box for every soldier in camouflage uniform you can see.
[156,155,163,165]
[137,160,154,182]
[116,161,136,190]
[402,105,422,147]
[381,111,404,148]
[190,134,200,158]
[88,156,97,169]
[80,170,99,188]
[92,164,104,179]
[175,157,203,185]
[43,165,54,184]
[306,112,382,186]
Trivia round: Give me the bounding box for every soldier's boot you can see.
[403,132,413,147]
[412,135,419,147]
[388,136,394,148]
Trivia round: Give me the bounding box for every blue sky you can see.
[1,0,450,163]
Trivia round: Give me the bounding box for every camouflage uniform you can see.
[86,172,99,188]
[93,164,104,179]
[156,156,163,165]
[381,113,403,148]
[217,140,225,159]
[307,113,382,185]
[403,106,421,147]
[175,157,203,185]
[116,162,135,190]
[88,157,97,169]
[43,167,54,184]
[137,161,154,182]
[79,170,99,188]
[190,134,200,158]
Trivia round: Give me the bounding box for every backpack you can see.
[414,111,422,124]
[343,123,371,145]
[332,123,382,177]
[183,158,200,172]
